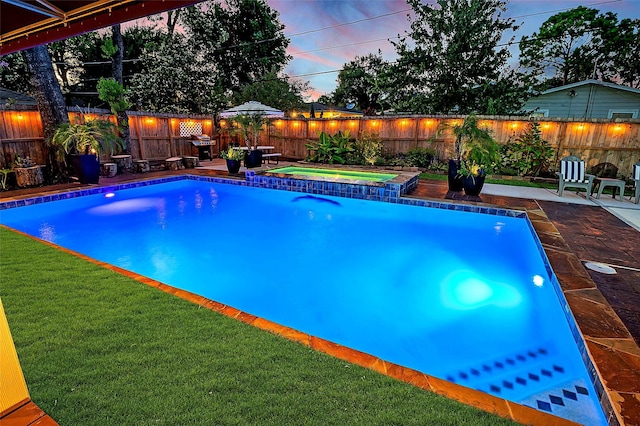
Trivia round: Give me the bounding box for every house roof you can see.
[541,79,640,96]
[305,102,363,116]
[0,88,37,106]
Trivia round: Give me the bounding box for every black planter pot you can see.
[462,175,486,196]
[70,154,100,184]
[244,149,263,168]
[226,159,241,173]
[448,159,463,191]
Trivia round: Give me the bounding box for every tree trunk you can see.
[109,24,131,154]
[111,24,124,85]
[117,110,132,155]
[23,45,69,181]
[23,45,69,141]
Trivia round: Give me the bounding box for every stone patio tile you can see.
[565,292,631,339]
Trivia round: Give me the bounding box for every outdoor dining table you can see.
[238,146,280,164]
[239,146,275,152]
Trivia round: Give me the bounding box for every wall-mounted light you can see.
[293,121,299,127]
[146,118,155,124]
[310,121,317,127]
[542,123,551,129]
[370,120,377,127]
[400,119,407,126]
[219,120,227,127]
[330,121,337,127]
[424,119,433,127]
[349,120,357,127]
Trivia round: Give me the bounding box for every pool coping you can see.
[1,173,633,426]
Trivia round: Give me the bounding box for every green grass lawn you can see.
[1,228,516,426]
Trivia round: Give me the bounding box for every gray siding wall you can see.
[523,85,640,119]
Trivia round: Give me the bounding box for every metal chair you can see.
[632,162,640,204]
[557,155,595,200]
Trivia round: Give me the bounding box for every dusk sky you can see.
[265,0,640,101]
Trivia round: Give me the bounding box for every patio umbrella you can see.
[220,101,284,118]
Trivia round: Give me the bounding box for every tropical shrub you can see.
[220,146,245,161]
[501,122,554,177]
[352,131,383,165]
[305,131,354,164]
[405,147,436,168]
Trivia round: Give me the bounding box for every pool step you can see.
[444,346,570,401]
[520,380,606,426]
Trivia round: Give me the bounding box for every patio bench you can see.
[262,153,282,164]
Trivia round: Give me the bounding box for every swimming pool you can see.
[0,179,607,425]
[266,166,398,182]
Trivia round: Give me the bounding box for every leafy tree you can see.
[0,53,31,96]
[610,18,640,88]
[519,7,622,88]
[48,32,108,105]
[392,0,520,114]
[331,52,391,115]
[232,70,308,112]
[97,78,132,153]
[129,34,216,113]
[129,0,293,114]
[182,0,290,93]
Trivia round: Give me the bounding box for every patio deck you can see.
[1,162,638,425]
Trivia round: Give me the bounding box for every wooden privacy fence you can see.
[2,111,639,174]
[0,109,215,168]
[250,116,640,174]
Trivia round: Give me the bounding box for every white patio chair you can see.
[557,155,595,200]
[632,162,640,204]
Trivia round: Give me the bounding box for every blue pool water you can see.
[0,180,607,425]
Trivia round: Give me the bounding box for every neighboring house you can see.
[522,79,640,119]
[0,87,37,108]
[293,102,363,119]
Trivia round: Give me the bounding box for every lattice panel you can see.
[179,121,202,137]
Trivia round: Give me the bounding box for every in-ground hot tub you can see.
[266,166,398,182]
[252,165,420,202]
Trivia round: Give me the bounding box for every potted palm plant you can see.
[50,115,125,184]
[220,146,245,173]
[227,113,268,168]
[436,114,495,191]
[456,124,500,196]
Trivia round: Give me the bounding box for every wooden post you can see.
[132,116,144,159]
[556,121,568,162]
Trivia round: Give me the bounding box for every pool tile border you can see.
[0,174,626,425]
[0,174,522,219]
